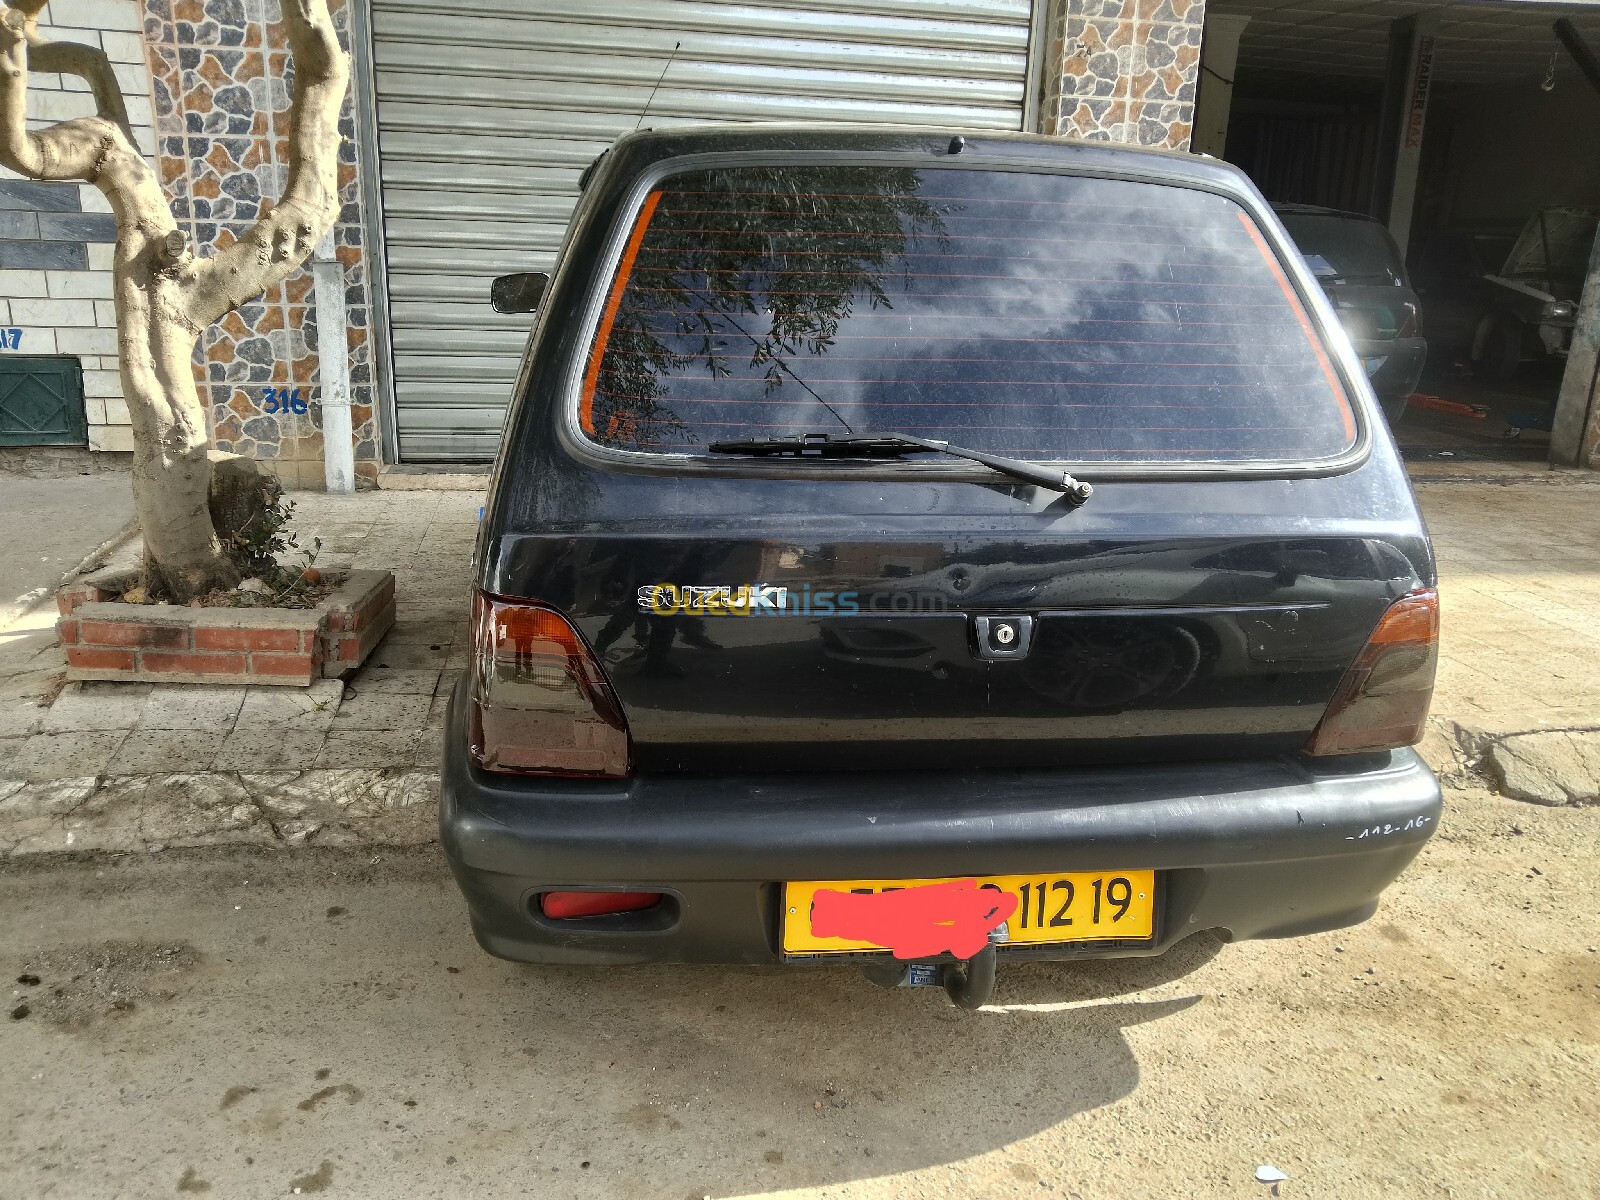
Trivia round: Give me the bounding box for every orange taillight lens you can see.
[1304,589,1438,756]
[469,591,631,777]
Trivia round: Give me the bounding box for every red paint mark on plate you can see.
[809,880,1017,960]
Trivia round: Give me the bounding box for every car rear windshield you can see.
[579,165,1356,465]
[1277,211,1406,287]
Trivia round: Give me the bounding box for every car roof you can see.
[592,123,1256,195]
[1271,201,1383,224]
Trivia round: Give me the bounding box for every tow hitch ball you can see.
[940,944,997,1010]
[860,943,998,1009]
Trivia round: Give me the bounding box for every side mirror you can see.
[490,272,549,314]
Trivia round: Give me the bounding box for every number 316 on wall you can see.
[261,386,308,414]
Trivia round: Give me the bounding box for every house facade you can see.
[1,0,1204,483]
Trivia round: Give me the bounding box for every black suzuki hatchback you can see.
[441,127,1440,1005]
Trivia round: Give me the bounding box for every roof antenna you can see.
[635,41,682,131]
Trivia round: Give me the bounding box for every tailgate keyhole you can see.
[974,616,1034,661]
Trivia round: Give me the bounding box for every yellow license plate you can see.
[782,870,1156,956]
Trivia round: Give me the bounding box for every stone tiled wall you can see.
[1040,0,1204,150]
[142,0,378,488]
[3,0,374,480]
[0,0,155,453]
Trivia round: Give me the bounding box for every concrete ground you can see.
[0,468,134,624]
[1425,474,1600,733]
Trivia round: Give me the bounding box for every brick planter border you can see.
[57,569,396,686]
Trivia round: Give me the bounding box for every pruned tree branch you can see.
[0,0,349,602]
[1,3,176,256]
[29,40,133,143]
[0,0,134,168]
[2,10,95,178]
[188,0,350,326]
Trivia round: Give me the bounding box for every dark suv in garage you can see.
[442,127,1441,1006]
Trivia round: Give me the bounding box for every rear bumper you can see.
[440,686,1442,966]
[1355,335,1427,401]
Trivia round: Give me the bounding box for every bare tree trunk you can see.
[0,0,349,601]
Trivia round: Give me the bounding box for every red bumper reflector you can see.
[540,891,663,920]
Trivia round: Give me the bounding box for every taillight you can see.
[1304,589,1438,756]
[540,891,662,919]
[1398,303,1420,339]
[469,591,631,777]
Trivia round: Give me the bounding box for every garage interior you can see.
[1201,0,1600,466]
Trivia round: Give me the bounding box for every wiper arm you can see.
[708,431,1094,504]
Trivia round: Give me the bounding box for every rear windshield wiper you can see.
[708,431,1093,504]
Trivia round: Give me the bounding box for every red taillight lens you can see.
[469,591,631,777]
[540,891,662,919]
[1304,589,1438,756]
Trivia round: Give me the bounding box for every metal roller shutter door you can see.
[367,0,1038,461]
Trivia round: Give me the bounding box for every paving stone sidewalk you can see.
[0,489,480,856]
[3,475,1600,859]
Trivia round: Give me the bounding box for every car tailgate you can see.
[495,513,1425,773]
